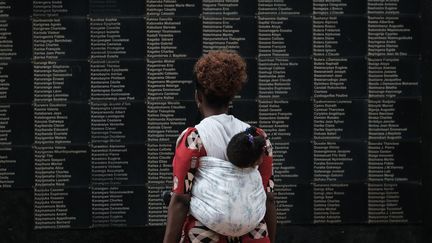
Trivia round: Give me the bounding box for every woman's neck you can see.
[201,106,229,118]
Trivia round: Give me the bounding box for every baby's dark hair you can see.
[227,127,266,168]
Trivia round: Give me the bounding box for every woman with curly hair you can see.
[163,51,276,243]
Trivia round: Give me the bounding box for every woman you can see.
[163,51,276,243]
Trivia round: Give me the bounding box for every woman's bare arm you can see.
[264,191,277,243]
[163,193,191,243]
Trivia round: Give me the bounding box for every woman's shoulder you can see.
[176,127,196,142]
[176,127,203,152]
[255,127,269,138]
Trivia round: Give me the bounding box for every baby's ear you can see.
[255,152,265,166]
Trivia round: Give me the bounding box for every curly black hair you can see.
[194,50,247,108]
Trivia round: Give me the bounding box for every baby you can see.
[227,126,267,168]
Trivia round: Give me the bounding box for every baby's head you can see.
[227,127,266,168]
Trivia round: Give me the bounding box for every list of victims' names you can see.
[0,0,424,228]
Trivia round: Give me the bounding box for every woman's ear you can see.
[195,89,203,103]
[255,152,265,166]
[195,90,203,112]
[195,90,199,103]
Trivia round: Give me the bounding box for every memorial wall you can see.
[0,0,431,241]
